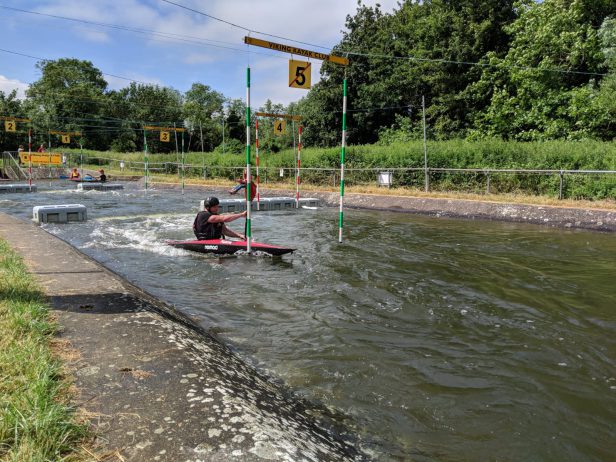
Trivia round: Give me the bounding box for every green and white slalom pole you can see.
[338,77,348,243]
[143,128,149,192]
[245,66,252,252]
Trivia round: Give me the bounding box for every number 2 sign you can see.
[289,60,311,89]
[4,120,16,132]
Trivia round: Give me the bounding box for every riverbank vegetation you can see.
[61,138,616,200]
[0,240,88,460]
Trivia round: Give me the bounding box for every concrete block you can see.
[77,183,124,191]
[32,204,87,224]
[0,184,37,193]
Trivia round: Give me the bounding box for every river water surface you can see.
[2,181,615,461]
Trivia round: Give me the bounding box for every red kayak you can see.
[165,238,295,256]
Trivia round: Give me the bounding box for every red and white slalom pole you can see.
[296,125,302,208]
[255,119,260,211]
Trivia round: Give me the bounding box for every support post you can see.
[143,128,149,192]
[200,122,205,179]
[181,130,185,195]
[296,125,302,208]
[559,171,564,200]
[422,95,429,193]
[28,128,32,191]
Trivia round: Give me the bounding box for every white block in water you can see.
[77,183,124,191]
[0,184,37,193]
[199,197,319,213]
[32,204,87,224]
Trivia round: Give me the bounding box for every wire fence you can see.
[3,151,615,200]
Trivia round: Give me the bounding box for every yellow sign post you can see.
[160,131,171,142]
[289,60,311,89]
[255,112,302,121]
[4,120,16,132]
[273,119,286,136]
[244,37,349,66]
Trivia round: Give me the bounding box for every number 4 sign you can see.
[273,119,286,136]
[289,60,311,89]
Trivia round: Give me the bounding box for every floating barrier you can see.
[77,183,124,191]
[0,184,37,193]
[199,197,320,213]
[32,204,87,224]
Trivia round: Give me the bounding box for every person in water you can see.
[98,169,107,183]
[193,197,246,240]
[69,168,80,179]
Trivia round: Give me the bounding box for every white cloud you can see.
[0,75,29,99]
[74,25,110,43]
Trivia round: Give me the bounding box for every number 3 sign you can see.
[289,60,311,89]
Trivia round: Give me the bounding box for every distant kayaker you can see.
[98,169,107,183]
[69,168,80,180]
[193,196,246,240]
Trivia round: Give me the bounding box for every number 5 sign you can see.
[289,60,311,89]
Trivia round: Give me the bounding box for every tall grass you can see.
[0,240,88,461]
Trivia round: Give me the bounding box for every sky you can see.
[0,0,400,108]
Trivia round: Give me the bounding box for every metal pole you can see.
[79,142,83,180]
[200,122,205,179]
[174,122,179,178]
[47,128,52,181]
[143,128,149,192]
[339,77,347,243]
[255,119,260,210]
[222,116,225,156]
[422,95,429,192]
[559,171,564,200]
[181,130,185,195]
[245,67,252,252]
[486,172,491,194]
[296,125,302,208]
[28,128,32,191]
[292,119,296,189]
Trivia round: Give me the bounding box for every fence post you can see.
[425,168,430,192]
[486,171,491,194]
[559,170,564,200]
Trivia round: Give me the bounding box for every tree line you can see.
[1,0,615,154]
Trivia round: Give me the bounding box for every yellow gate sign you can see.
[289,60,311,89]
[19,152,62,165]
[160,131,170,142]
[273,119,286,136]
[4,120,16,132]
[61,134,71,144]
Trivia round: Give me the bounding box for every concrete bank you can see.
[0,213,362,462]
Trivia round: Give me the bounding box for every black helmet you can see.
[204,197,219,210]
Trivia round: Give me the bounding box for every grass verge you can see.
[0,239,88,461]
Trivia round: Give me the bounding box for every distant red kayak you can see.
[165,238,295,256]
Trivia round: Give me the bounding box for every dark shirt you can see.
[99,174,107,183]
[193,211,223,240]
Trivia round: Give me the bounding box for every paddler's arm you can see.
[207,210,247,223]
[221,224,245,240]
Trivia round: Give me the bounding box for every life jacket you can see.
[193,211,223,240]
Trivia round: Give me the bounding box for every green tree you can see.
[26,58,107,149]
[183,83,225,152]
[470,0,611,140]
[0,90,25,152]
